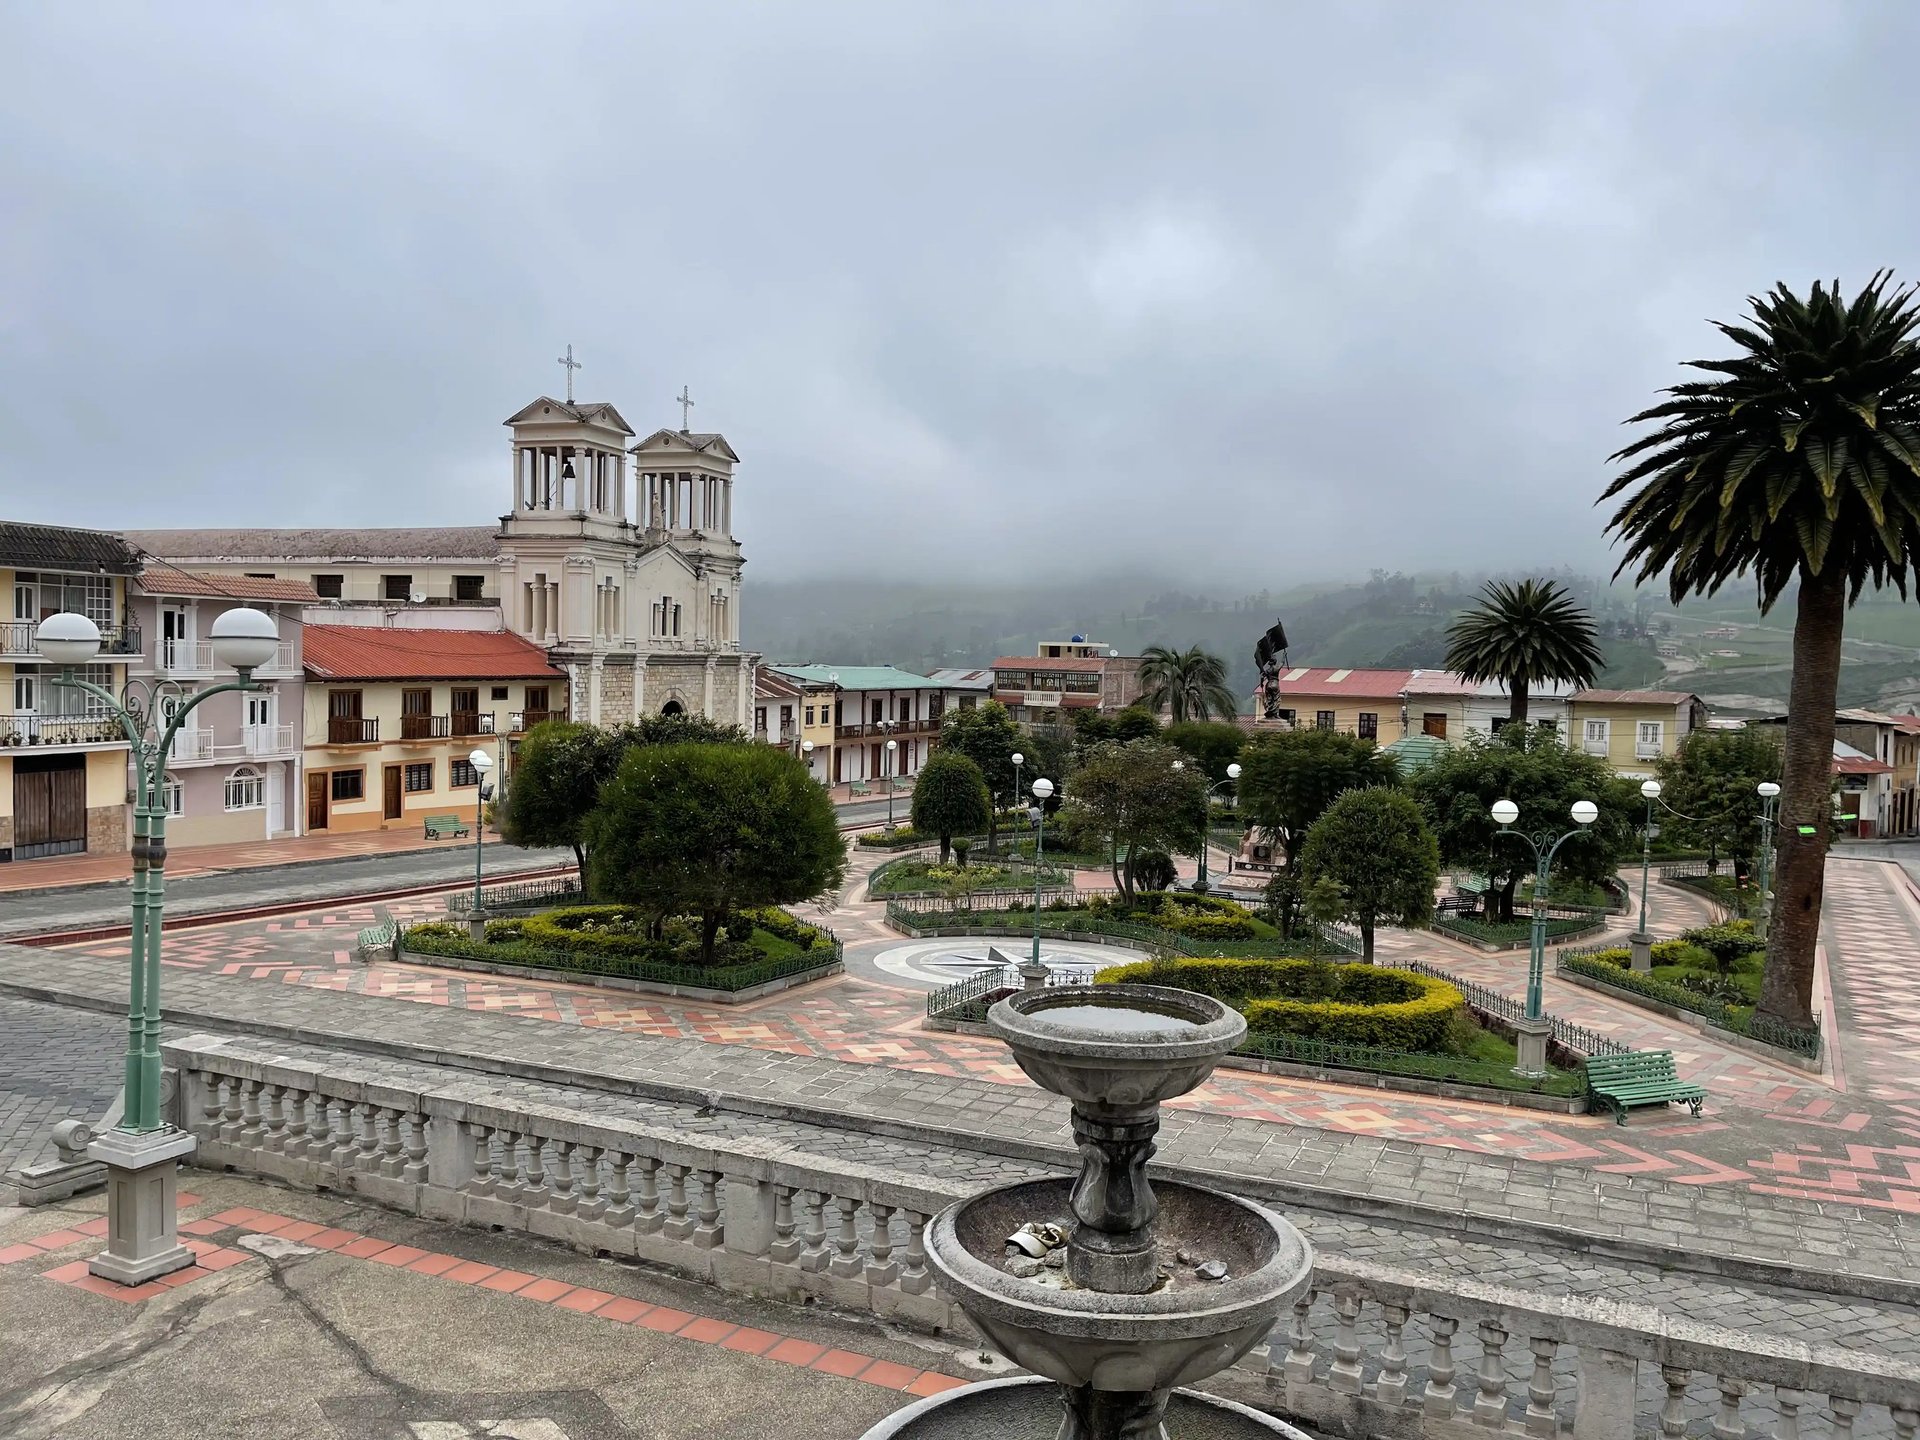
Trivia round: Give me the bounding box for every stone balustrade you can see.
[165,1035,1920,1437]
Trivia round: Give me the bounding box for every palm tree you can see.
[1135,645,1240,723]
[1601,272,1920,1029]
[1442,579,1603,727]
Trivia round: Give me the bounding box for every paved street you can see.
[0,1000,125,1194]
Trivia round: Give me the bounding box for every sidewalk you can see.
[0,824,512,897]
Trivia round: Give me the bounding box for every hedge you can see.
[1097,956,1464,1052]
[400,926,836,991]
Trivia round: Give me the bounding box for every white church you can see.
[127,372,756,730]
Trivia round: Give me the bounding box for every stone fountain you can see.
[860,983,1317,1440]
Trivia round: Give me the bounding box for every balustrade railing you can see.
[0,619,142,658]
[169,1035,1920,1437]
[325,716,379,745]
[509,709,558,733]
[0,712,126,748]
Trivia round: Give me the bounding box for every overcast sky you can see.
[4,2,1916,583]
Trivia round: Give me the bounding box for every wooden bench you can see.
[1585,1050,1705,1125]
[423,814,470,840]
[356,906,399,962]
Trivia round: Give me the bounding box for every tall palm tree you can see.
[1135,644,1241,723]
[1601,272,1920,1029]
[1442,579,1603,728]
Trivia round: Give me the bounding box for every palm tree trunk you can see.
[1508,676,1529,729]
[1757,569,1847,1028]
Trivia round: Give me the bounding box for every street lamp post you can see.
[1492,796,1599,1078]
[467,749,495,939]
[884,736,898,827]
[1755,780,1782,942]
[1629,779,1662,974]
[36,606,281,1284]
[1195,762,1242,893]
[1019,778,1057,989]
[1010,751,1024,855]
[802,738,816,784]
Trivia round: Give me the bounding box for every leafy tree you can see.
[1298,787,1440,962]
[1163,720,1247,783]
[909,750,991,863]
[584,743,846,964]
[1136,645,1240,722]
[1409,729,1636,923]
[1652,728,1785,871]
[1602,273,1920,1027]
[1443,579,1603,727]
[1062,740,1208,902]
[498,721,614,880]
[1111,706,1162,741]
[1261,871,1304,939]
[1236,728,1400,868]
[608,712,752,749]
[1130,848,1177,893]
[1020,723,1076,796]
[938,702,1023,854]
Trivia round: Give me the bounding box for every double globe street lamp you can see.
[1194,761,1242,893]
[36,605,282,1284]
[1491,796,1599,1078]
[1020,777,1057,985]
[467,748,495,936]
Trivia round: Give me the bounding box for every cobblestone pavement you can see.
[0,998,125,1186]
[6,938,1919,1300]
[33,851,1920,1219]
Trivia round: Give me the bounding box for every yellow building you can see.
[1259,668,1413,743]
[300,625,566,834]
[1566,689,1708,778]
[1,523,143,864]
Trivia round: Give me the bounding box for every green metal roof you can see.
[770,664,949,691]
[1382,733,1450,773]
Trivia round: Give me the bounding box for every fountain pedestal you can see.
[860,984,1318,1440]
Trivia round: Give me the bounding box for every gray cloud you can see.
[3,1,1914,583]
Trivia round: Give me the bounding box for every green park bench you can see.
[849,782,872,797]
[1585,1050,1706,1126]
[356,906,399,962]
[423,814,470,840]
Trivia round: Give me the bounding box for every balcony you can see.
[1635,742,1664,759]
[170,725,298,763]
[1582,739,1611,756]
[158,639,296,676]
[401,713,451,740]
[833,719,942,740]
[451,711,497,738]
[325,716,379,745]
[509,709,559,733]
[1,620,143,661]
[0,712,127,749]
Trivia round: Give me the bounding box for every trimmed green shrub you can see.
[408,921,464,940]
[483,917,526,943]
[1131,849,1177,893]
[1097,956,1464,1052]
[725,913,756,943]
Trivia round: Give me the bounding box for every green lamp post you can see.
[1754,780,1781,943]
[37,605,281,1285]
[1017,777,1056,988]
[1492,795,1598,1078]
[1194,761,1242,893]
[1629,778,1661,974]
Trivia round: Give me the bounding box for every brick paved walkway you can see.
[0,998,124,1189]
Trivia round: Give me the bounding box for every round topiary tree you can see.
[909,749,991,863]
[1299,786,1440,962]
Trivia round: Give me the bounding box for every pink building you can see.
[127,571,313,845]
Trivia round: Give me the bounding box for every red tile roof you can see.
[1269,667,1414,698]
[139,569,319,603]
[992,656,1107,673]
[302,626,564,682]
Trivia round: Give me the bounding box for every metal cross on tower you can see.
[557,345,581,403]
[676,385,695,431]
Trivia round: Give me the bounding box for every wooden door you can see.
[307,771,329,830]
[383,765,404,820]
[12,758,86,858]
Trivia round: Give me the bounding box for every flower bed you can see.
[1431,911,1604,949]
[856,825,933,850]
[866,856,1069,896]
[403,904,839,993]
[1097,956,1464,1051]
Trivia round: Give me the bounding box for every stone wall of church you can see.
[709,660,746,728]
[640,657,712,718]
[601,659,635,723]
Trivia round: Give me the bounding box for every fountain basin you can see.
[926,1178,1313,1396]
[990,985,1248,1113]
[862,1376,1317,1438]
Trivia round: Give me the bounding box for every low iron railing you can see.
[445,876,586,915]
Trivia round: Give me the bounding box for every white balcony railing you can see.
[1582,739,1610,756]
[1635,742,1663,759]
[158,640,296,676]
[167,724,296,763]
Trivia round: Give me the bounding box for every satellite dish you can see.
[409,589,427,604]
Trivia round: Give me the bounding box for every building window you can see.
[755,706,767,734]
[1583,719,1610,753]
[454,575,486,602]
[491,686,509,701]
[314,574,343,599]
[780,705,793,733]
[224,766,265,812]
[331,769,364,802]
[383,574,413,601]
[161,773,184,817]
[805,705,815,726]
[450,758,479,788]
[1636,721,1664,754]
[1357,712,1378,740]
[1315,711,1336,731]
[1423,713,1448,740]
[404,762,434,793]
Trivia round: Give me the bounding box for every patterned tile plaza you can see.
[52,857,1920,1216]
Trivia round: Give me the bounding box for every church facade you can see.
[125,392,756,731]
